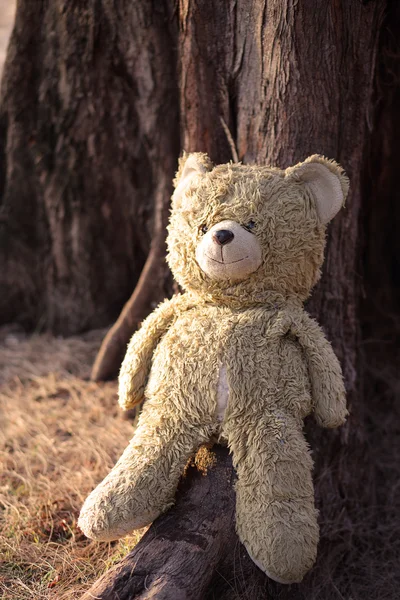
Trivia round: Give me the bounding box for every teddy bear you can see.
[78,152,349,584]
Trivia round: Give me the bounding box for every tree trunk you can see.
[0,0,178,334]
[2,1,399,599]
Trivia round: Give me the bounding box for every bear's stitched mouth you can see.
[205,254,248,265]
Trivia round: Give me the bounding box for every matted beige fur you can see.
[79,153,349,584]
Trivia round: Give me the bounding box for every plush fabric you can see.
[78,153,349,584]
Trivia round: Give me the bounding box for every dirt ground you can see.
[0,325,144,599]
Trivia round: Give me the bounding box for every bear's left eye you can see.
[243,220,256,232]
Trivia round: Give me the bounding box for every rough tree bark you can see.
[0,0,177,334]
[1,1,399,599]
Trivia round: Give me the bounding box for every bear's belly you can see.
[146,306,311,423]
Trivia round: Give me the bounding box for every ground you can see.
[0,325,144,599]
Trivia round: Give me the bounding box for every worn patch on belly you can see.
[216,364,229,421]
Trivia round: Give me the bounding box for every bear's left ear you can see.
[285,155,349,224]
[172,152,214,209]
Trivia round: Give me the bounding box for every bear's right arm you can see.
[118,294,188,410]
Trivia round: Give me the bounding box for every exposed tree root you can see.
[80,445,273,600]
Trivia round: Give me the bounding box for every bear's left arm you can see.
[290,311,348,428]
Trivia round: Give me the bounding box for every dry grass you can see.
[0,325,144,599]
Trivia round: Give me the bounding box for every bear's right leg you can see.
[78,400,214,541]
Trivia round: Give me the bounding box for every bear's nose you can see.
[213,229,234,246]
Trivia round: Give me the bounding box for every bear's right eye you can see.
[199,224,208,234]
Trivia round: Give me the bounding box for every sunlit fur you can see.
[79,153,349,584]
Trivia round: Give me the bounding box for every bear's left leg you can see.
[227,412,319,584]
[78,402,214,541]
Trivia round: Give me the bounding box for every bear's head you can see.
[167,153,349,308]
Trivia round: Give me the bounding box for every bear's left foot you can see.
[237,496,319,584]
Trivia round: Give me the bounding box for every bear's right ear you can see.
[172,152,213,209]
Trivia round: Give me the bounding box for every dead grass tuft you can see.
[0,326,145,599]
[188,444,217,476]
